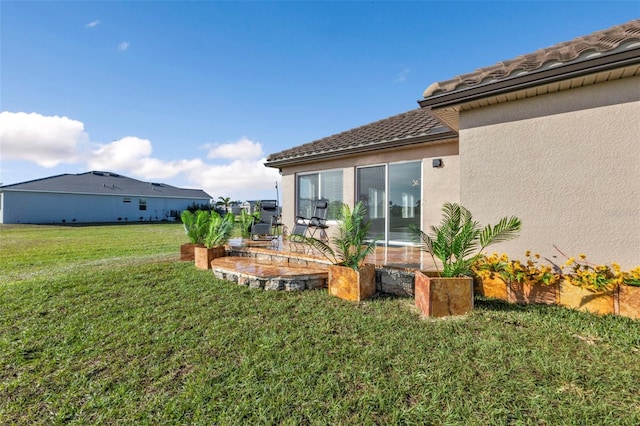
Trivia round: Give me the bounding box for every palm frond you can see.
[410,224,442,275]
[302,236,338,264]
[479,216,522,249]
[411,202,521,277]
[298,201,375,270]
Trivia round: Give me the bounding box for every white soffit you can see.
[431,64,640,131]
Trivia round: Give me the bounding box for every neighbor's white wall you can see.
[459,76,640,268]
[0,191,209,224]
[279,140,460,237]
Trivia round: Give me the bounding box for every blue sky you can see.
[1,1,638,200]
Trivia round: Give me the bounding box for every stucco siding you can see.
[0,191,208,224]
[459,76,640,268]
[422,154,461,229]
[279,140,460,238]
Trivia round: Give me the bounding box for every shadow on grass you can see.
[474,296,538,312]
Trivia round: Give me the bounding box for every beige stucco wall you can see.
[459,76,640,269]
[278,140,460,239]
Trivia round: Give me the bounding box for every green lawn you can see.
[1,224,639,424]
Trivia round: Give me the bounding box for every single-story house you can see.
[0,171,212,224]
[266,19,640,268]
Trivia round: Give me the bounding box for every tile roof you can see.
[266,108,454,165]
[0,171,212,199]
[423,19,640,98]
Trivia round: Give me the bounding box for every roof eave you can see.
[0,188,211,199]
[419,49,640,109]
[265,128,458,168]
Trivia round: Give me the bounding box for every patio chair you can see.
[307,200,329,241]
[250,200,282,241]
[290,199,329,251]
[288,221,310,253]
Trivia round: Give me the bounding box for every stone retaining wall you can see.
[227,246,416,296]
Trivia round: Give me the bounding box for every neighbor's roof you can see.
[0,171,212,199]
[266,108,456,167]
[420,19,640,108]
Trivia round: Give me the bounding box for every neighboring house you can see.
[0,171,212,224]
[230,201,255,215]
[266,20,640,268]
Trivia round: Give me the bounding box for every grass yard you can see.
[1,224,639,424]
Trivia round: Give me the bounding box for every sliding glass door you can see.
[356,166,386,241]
[388,162,421,243]
[356,161,421,245]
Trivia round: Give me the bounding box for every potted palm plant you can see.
[194,211,235,270]
[298,202,377,302]
[412,203,521,317]
[180,210,210,261]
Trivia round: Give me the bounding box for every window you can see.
[123,197,131,203]
[139,199,147,211]
[297,170,343,220]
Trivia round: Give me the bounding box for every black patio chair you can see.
[290,199,329,252]
[250,200,282,241]
[288,221,310,253]
[307,200,329,241]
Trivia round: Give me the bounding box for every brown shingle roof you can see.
[266,108,454,166]
[423,19,640,98]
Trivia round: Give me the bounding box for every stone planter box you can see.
[415,271,474,318]
[509,281,559,305]
[617,285,640,320]
[180,243,204,261]
[328,264,376,302]
[474,275,509,301]
[194,246,226,270]
[559,281,615,315]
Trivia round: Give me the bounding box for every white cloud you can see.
[89,137,206,180]
[0,111,88,167]
[85,20,101,28]
[89,137,280,199]
[88,136,153,171]
[118,42,130,52]
[204,137,264,161]
[139,158,206,180]
[2,111,280,200]
[189,158,280,200]
[394,67,410,83]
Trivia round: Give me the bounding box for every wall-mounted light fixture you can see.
[432,158,443,168]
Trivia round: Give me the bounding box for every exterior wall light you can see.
[432,158,443,168]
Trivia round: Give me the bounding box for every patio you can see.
[211,237,436,296]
